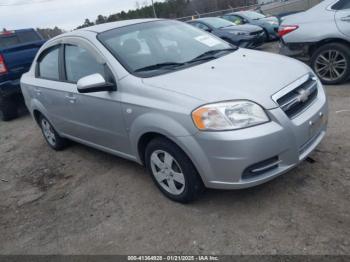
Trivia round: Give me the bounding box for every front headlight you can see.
[231,31,249,36]
[192,100,270,131]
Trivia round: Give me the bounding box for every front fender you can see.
[128,112,196,162]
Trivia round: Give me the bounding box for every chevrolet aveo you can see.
[21,19,328,203]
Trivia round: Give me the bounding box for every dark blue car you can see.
[187,17,266,49]
[0,29,45,121]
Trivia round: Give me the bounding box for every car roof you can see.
[77,18,161,33]
[190,17,225,22]
[229,11,253,16]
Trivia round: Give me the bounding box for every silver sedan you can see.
[21,19,328,203]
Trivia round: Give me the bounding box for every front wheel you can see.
[311,43,350,85]
[145,138,204,203]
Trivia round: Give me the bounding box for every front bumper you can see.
[239,32,266,49]
[177,78,328,190]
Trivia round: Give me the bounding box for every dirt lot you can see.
[0,43,349,255]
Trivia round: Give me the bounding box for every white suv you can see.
[279,0,350,85]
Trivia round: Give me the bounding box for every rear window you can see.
[0,30,40,49]
[0,34,20,48]
[17,31,41,43]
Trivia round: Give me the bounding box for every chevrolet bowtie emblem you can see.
[297,88,311,103]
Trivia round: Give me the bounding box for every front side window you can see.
[64,45,105,83]
[98,20,232,77]
[332,0,350,10]
[38,46,60,80]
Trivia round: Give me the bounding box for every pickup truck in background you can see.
[0,29,45,121]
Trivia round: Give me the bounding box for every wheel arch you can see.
[309,38,350,56]
[137,131,207,188]
[33,109,42,125]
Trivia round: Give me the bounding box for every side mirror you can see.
[77,73,116,93]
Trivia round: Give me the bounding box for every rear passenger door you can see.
[334,0,350,37]
[34,45,72,134]
[61,43,130,154]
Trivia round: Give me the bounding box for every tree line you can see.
[77,0,258,29]
[36,0,258,38]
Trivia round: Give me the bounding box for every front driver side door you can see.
[61,43,131,155]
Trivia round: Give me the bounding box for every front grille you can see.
[242,156,280,180]
[250,30,264,36]
[277,77,318,118]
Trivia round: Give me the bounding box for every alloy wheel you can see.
[41,119,56,146]
[150,150,185,195]
[315,50,347,82]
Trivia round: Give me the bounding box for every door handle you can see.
[341,16,350,22]
[34,88,41,95]
[65,94,77,103]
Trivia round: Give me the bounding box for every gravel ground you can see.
[0,42,349,255]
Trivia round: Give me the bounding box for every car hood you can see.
[142,48,311,109]
[220,24,262,33]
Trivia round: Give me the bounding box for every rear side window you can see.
[17,31,41,43]
[332,0,350,10]
[38,46,60,80]
[64,45,105,83]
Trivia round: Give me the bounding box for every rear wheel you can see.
[0,97,18,121]
[311,43,350,85]
[145,137,204,203]
[39,115,68,150]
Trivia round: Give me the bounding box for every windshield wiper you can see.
[134,62,185,72]
[188,47,237,63]
[134,48,237,73]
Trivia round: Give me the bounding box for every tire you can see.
[311,43,350,85]
[39,115,68,151]
[0,97,18,121]
[145,137,204,203]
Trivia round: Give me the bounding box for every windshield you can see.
[98,20,233,77]
[198,18,235,29]
[242,11,266,20]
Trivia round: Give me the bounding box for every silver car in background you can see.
[21,19,328,203]
[279,0,350,84]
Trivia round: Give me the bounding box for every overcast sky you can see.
[0,0,163,31]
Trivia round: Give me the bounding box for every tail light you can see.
[278,25,299,38]
[0,54,8,74]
